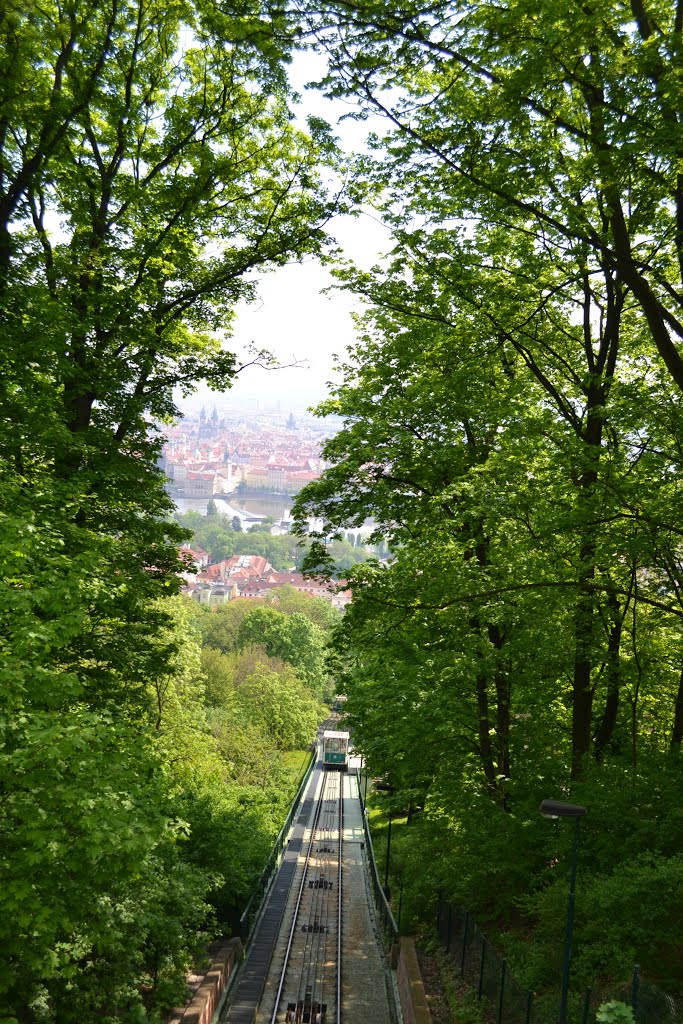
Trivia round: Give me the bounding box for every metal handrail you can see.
[354,767,399,943]
[336,768,344,1024]
[239,743,318,946]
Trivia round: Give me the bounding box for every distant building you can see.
[185,581,238,605]
[180,543,211,568]
[197,555,274,584]
[184,553,352,609]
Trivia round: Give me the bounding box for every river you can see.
[172,492,294,521]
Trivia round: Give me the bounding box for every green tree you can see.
[293,0,683,778]
[300,535,370,577]
[299,0,683,393]
[200,599,256,652]
[144,601,292,937]
[196,519,237,562]
[291,197,683,954]
[208,710,286,789]
[201,642,303,705]
[286,0,683,989]
[265,584,341,631]
[250,519,274,532]
[177,508,306,568]
[237,607,328,692]
[201,646,238,708]
[232,667,323,749]
[0,0,343,1016]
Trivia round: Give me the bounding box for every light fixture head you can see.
[539,799,587,819]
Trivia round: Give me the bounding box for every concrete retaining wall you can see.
[396,937,433,1024]
[166,938,242,1024]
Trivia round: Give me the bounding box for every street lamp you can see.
[384,809,393,892]
[539,799,587,1024]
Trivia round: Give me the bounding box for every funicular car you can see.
[322,730,350,770]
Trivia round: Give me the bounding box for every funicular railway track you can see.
[268,767,344,1024]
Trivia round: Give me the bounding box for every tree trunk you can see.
[593,593,623,761]
[467,524,510,801]
[670,666,683,749]
[571,510,599,774]
[475,671,498,794]
[571,602,594,780]
[488,623,511,785]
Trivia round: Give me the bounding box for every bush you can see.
[514,854,683,990]
[597,1002,635,1024]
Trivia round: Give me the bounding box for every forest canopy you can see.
[290,0,683,997]
[0,0,339,1018]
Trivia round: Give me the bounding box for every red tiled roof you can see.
[197,563,223,581]
[223,555,272,576]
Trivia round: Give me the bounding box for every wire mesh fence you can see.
[437,899,533,1024]
[587,968,683,1024]
[436,897,682,1024]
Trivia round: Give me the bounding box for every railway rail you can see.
[269,768,344,1024]
[224,738,393,1024]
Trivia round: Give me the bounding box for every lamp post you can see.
[539,799,587,1024]
[384,809,393,891]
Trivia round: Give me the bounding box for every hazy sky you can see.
[188,50,392,416]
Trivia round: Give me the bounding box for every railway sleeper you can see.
[300,923,329,933]
[308,878,333,889]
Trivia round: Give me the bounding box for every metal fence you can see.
[436,897,682,1024]
[355,766,399,947]
[238,745,317,946]
[437,899,532,1024]
[585,968,683,1024]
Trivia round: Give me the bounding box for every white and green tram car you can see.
[322,730,350,770]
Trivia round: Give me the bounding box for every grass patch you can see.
[281,748,313,791]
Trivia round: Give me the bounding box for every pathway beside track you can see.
[339,768,394,1024]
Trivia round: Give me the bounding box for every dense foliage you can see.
[291,0,683,998]
[194,590,336,701]
[0,0,339,1019]
[154,597,329,929]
